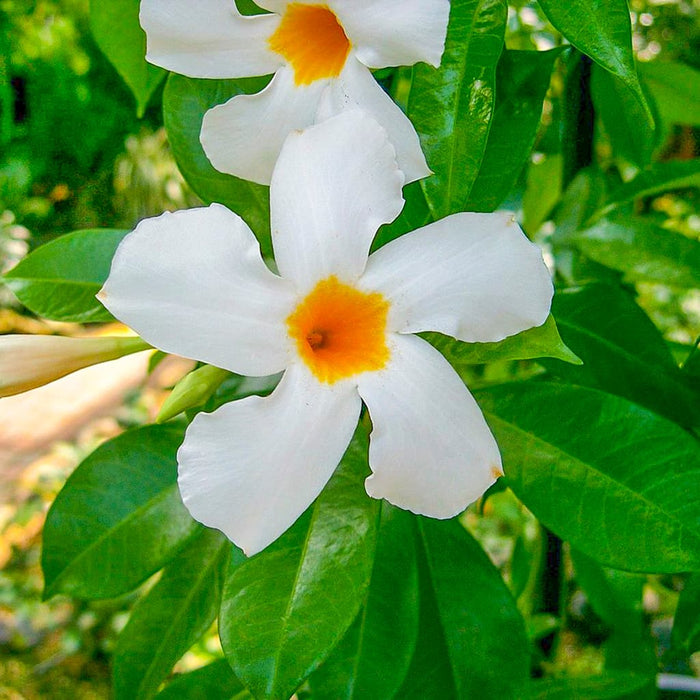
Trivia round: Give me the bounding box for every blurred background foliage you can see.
[0,0,698,698]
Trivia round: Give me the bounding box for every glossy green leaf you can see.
[467,48,562,212]
[219,429,379,700]
[639,61,700,128]
[424,315,582,368]
[373,181,433,250]
[156,660,247,700]
[591,65,658,167]
[530,672,654,699]
[478,381,700,572]
[3,228,128,323]
[409,0,507,218]
[672,574,700,653]
[400,519,529,698]
[162,74,272,256]
[574,216,700,290]
[522,153,564,234]
[89,0,165,117]
[114,529,231,700]
[42,425,198,599]
[537,0,651,123]
[309,506,418,699]
[601,159,700,217]
[547,283,700,427]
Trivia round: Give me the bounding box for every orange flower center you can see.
[268,3,351,86]
[287,276,390,384]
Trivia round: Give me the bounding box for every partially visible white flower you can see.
[140,0,450,185]
[0,335,149,397]
[99,111,553,556]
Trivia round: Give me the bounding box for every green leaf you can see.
[672,574,700,653]
[42,425,198,600]
[536,0,651,124]
[219,429,379,700]
[478,381,700,572]
[424,315,582,368]
[308,506,419,699]
[3,228,128,323]
[591,65,658,167]
[522,153,564,235]
[530,672,655,699]
[400,519,529,698]
[409,0,507,218]
[157,365,231,423]
[156,660,247,700]
[89,0,165,117]
[547,283,700,428]
[639,61,700,128]
[162,74,272,256]
[467,48,563,212]
[573,216,700,290]
[114,529,231,700]
[600,159,700,217]
[373,181,433,249]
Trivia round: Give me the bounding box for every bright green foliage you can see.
[409,0,507,218]
[3,228,128,322]
[640,61,700,129]
[89,0,165,117]
[672,574,700,654]
[42,425,199,599]
[156,660,247,700]
[219,430,379,700]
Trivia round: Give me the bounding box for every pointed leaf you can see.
[3,228,128,323]
[114,529,231,700]
[409,0,507,218]
[478,381,700,572]
[42,426,198,599]
[219,429,379,700]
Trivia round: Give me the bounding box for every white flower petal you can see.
[99,204,294,376]
[357,333,500,518]
[200,67,325,185]
[177,364,361,555]
[330,0,449,69]
[361,212,554,343]
[271,109,404,292]
[320,57,430,184]
[140,0,282,78]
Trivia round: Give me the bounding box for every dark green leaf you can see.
[42,426,198,599]
[219,429,379,700]
[639,61,700,128]
[3,229,128,323]
[114,529,231,700]
[467,48,563,212]
[537,0,651,124]
[530,672,654,699]
[424,315,581,369]
[309,506,419,699]
[409,0,507,218]
[399,519,529,698]
[672,574,700,653]
[156,660,247,700]
[373,181,433,250]
[162,74,272,256]
[478,381,700,572]
[89,0,165,117]
[574,216,700,290]
[547,283,700,427]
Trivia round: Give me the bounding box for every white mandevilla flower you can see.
[98,111,553,556]
[139,0,450,185]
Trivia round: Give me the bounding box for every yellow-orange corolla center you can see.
[287,276,390,384]
[268,3,351,86]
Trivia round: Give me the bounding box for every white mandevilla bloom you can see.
[139,0,450,185]
[98,111,553,556]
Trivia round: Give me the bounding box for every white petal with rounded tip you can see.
[320,57,430,184]
[360,212,554,343]
[330,0,449,69]
[177,364,362,555]
[357,333,500,518]
[140,0,282,78]
[271,110,404,293]
[200,67,325,186]
[99,204,294,377]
